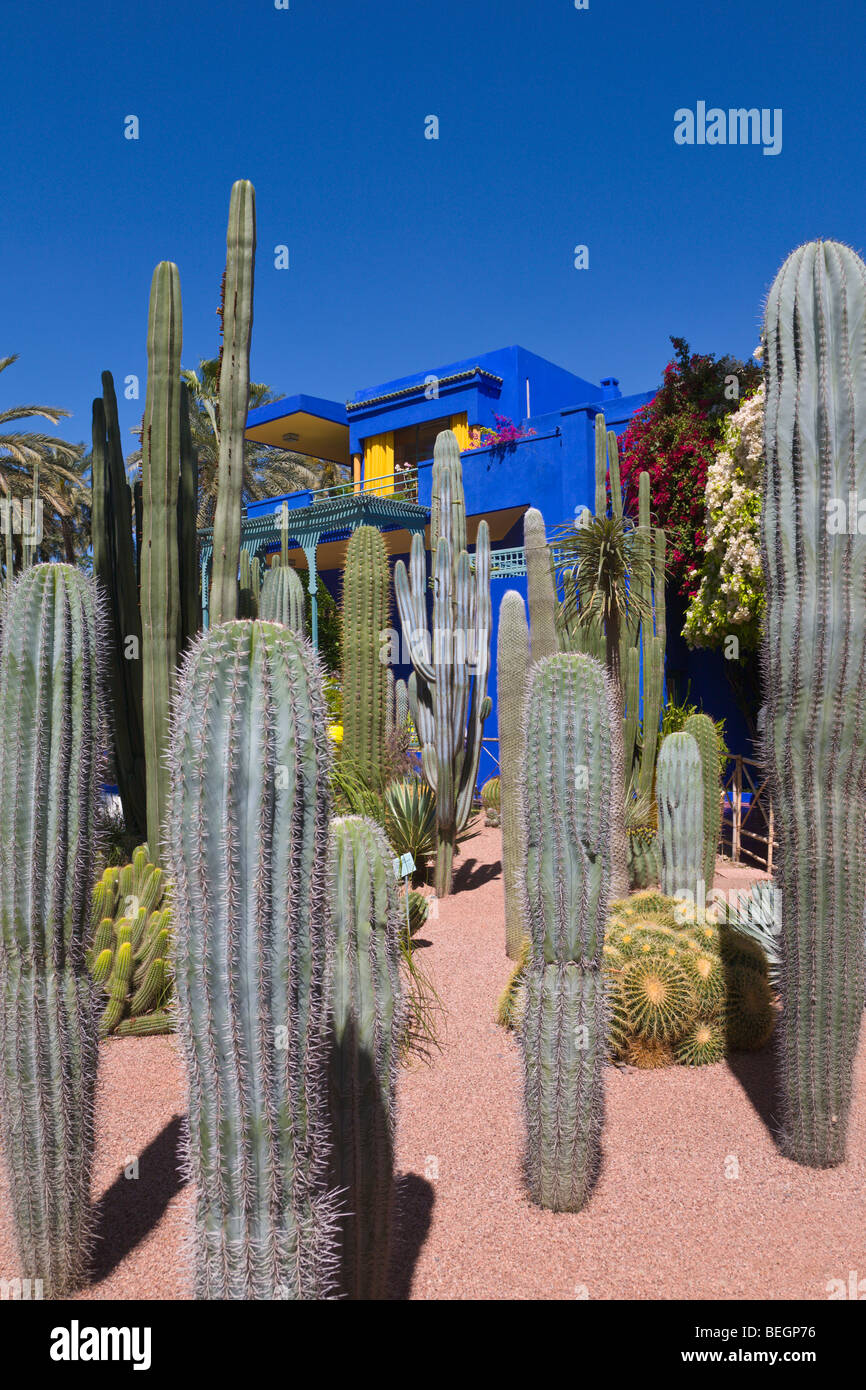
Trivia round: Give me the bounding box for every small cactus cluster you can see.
[499,890,777,1068]
[605,892,776,1066]
[87,848,173,1037]
[480,775,500,826]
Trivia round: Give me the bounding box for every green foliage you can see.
[618,336,762,595]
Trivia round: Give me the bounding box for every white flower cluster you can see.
[684,385,765,649]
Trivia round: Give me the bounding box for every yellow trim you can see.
[352,453,362,495]
[363,431,395,495]
[450,413,470,450]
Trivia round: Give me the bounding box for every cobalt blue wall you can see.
[348,346,604,455]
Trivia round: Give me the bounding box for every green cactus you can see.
[761,240,866,1167]
[684,712,721,891]
[519,652,618,1211]
[480,775,500,826]
[0,564,104,1295]
[395,431,492,896]
[210,179,256,627]
[91,371,147,837]
[524,507,559,663]
[87,849,173,1037]
[328,816,403,1300]
[406,889,430,938]
[260,563,306,632]
[166,618,336,1298]
[626,827,659,890]
[140,260,183,856]
[497,590,530,958]
[340,525,390,789]
[656,732,704,900]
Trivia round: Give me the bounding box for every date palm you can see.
[165,358,348,526]
[0,355,89,567]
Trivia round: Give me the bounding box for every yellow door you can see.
[450,413,470,450]
[363,432,395,495]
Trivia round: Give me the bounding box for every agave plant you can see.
[384,780,437,874]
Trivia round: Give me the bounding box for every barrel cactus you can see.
[762,240,866,1167]
[0,564,105,1295]
[655,732,704,900]
[518,652,619,1211]
[328,816,403,1299]
[260,562,306,633]
[480,775,500,827]
[166,619,337,1299]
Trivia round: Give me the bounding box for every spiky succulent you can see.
[675,1018,725,1067]
[87,847,173,1036]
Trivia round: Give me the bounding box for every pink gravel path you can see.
[1,831,863,1300]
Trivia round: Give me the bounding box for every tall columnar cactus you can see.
[166,619,337,1299]
[683,712,721,891]
[395,431,492,896]
[140,261,183,855]
[341,525,390,788]
[210,179,256,626]
[0,565,104,1295]
[260,562,306,633]
[178,380,200,646]
[497,590,530,958]
[92,370,147,837]
[328,817,403,1300]
[656,732,704,900]
[762,240,866,1167]
[519,652,618,1211]
[524,507,559,663]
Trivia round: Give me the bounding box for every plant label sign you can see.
[393,853,415,880]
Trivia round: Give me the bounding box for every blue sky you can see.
[3,0,864,451]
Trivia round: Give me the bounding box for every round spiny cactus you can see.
[621,955,697,1041]
[625,1036,675,1069]
[675,1018,725,1067]
[725,964,776,1051]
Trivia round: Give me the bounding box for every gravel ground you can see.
[1,832,863,1300]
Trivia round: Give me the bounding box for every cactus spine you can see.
[341,525,390,788]
[140,261,183,855]
[519,652,618,1210]
[394,430,492,896]
[166,619,337,1298]
[497,592,530,958]
[210,179,256,627]
[762,240,866,1166]
[328,817,403,1299]
[656,732,704,900]
[0,565,104,1295]
[260,563,306,632]
[683,712,721,891]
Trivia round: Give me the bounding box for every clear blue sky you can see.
[3,0,864,452]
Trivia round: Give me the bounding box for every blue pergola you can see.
[198,491,430,646]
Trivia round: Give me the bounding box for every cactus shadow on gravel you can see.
[451,856,502,894]
[387,1173,436,1300]
[90,1114,186,1284]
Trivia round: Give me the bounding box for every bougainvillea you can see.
[465,415,536,450]
[683,383,765,656]
[618,339,761,597]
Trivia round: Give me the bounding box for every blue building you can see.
[201,345,656,776]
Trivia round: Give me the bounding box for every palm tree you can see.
[129,359,348,527]
[0,355,89,568]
